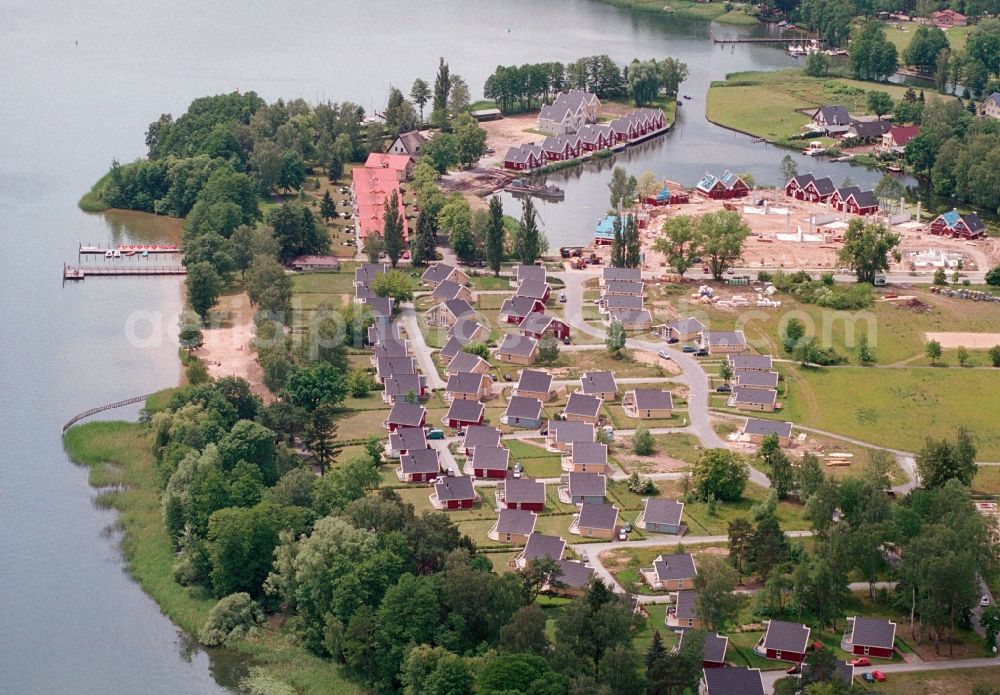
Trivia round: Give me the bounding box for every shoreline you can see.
[592,0,760,26]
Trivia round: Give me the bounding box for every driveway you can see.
[398,305,446,390]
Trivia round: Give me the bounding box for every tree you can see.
[990,345,1000,368]
[917,428,977,488]
[179,325,204,352]
[646,626,703,695]
[433,57,452,117]
[424,654,473,695]
[780,154,798,183]
[411,208,437,267]
[486,195,505,276]
[874,174,905,211]
[269,202,328,262]
[461,342,489,360]
[500,604,550,654]
[849,21,898,81]
[957,345,970,367]
[199,592,263,646]
[633,427,654,456]
[933,267,948,286]
[728,518,753,579]
[867,91,894,120]
[452,112,487,167]
[719,360,734,385]
[513,196,545,265]
[837,217,901,284]
[319,190,336,222]
[692,449,749,502]
[608,166,637,210]
[698,210,750,280]
[382,189,404,267]
[610,214,625,268]
[598,645,646,695]
[623,214,641,269]
[281,362,347,412]
[761,439,795,500]
[327,152,343,183]
[986,265,1000,286]
[447,75,471,120]
[410,78,431,122]
[792,554,849,630]
[423,132,458,173]
[654,215,701,277]
[606,320,627,357]
[798,453,825,500]
[693,556,743,631]
[804,52,829,77]
[904,26,950,71]
[186,261,224,322]
[370,268,414,303]
[362,233,385,264]
[537,338,560,364]
[925,339,943,365]
[746,510,790,578]
[782,317,806,353]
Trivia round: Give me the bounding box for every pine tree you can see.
[319,190,336,223]
[382,189,404,267]
[411,208,437,267]
[514,196,542,265]
[645,630,666,671]
[610,215,625,267]
[327,152,343,182]
[624,213,641,268]
[486,195,505,276]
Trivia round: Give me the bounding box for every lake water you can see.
[0,1,895,692]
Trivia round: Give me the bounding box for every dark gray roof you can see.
[578,123,612,144]
[394,130,427,156]
[652,553,696,581]
[731,387,777,406]
[400,448,439,475]
[367,321,400,345]
[849,189,879,208]
[517,369,552,394]
[571,442,607,465]
[542,133,582,152]
[608,308,652,325]
[439,336,468,360]
[604,280,644,295]
[565,392,602,417]
[762,620,811,653]
[789,173,815,188]
[963,212,986,233]
[666,317,705,334]
[389,426,427,452]
[516,264,547,283]
[446,371,487,395]
[461,425,501,451]
[675,589,698,620]
[603,267,641,282]
[504,144,541,165]
[642,498,683,526]
[702,632,729,664]
[811,176,836,196]
[515,279,550,300]
[814,105,851,125]
[496,508,537,535]
[376,355,416,378]
[554,560,595,589]
[421,262,458,285]
[703,666,764,695]
[447,351,488,374]
[735,371,779,388]
[728,355,772,371]
[577,502,619,530]
[383,374,424,397]
[703,331,746,347]
[498,333,538,357]
[501,295,545,318]
[633,389,673,411]
[551,420,595,444]
[443,298,475,319]
[849,120,891,139]
[848,617,896,649]
[355,263,388,285]
[449,317,484,342]
[434,475,475,501]
[568,472,606,497]
[521,533,566,562]
[445,399,484,423]
[519,312,561,334]
[363,296,393,318]
[387,402,426,426]
[432,279,465,300]
[502,477,545,504]
[742,418,793,438]
[580,371,618,395]
[471,446,509,471]
[505,395,543,421]
[603,295,645,310]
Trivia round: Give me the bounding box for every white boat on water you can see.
[112,249,122,258]
[105,250,113,258]
[802,141,826,156]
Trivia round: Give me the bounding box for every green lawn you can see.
[883,20,971,55]
[596,0,759,25]
[860,667,1000,695]
[973,466,1000,495]
[777,364,1000,459]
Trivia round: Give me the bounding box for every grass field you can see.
[63,410,357,694]
[777,364,1000,458]
[706,69,936,149]
[859,667,1000,695]
[883,21,971,55]
[596,0,759,25]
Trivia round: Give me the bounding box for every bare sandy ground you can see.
[194,292,272,402]
[924,332,1000,349]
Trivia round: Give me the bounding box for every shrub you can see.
[632,427,655,456]
[199,593,263,646]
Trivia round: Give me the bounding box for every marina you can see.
[63,263,186,280]
[79,243,179,255]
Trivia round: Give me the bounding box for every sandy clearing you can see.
[194,292,272,402]
[924,332,1000,349]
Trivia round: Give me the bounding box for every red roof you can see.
[364,152,412,173]
[352,167,409,241]
[888,126,920,147]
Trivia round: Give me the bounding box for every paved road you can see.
[760,657,1000,693]
[557,270,770,488]
[399,305,446,390]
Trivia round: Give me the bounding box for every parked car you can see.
[426,428,445,440]
[559,293,567,303]
[785,665,800,675]
[503,372,513,382]
[617,528,628,541]
[667,337,679,344]
[579,550,588,562]
[512,462,524,479]
[562,336,571,345]
[682,345,697,353]
[622,522,632,533]
[849,657,871,667]
[695,349,709,357]
[658,350,672,361]
[862,671,886,683]
[982,595,992,607]
[716,384,732,393]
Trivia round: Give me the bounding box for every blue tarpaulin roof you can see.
[941,209,961,228]
[595,215,619,239]
[655,186,670,202]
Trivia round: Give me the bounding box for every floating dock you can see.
[79,243,179,255]
[63,263,186,280]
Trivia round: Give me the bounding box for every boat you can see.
[125,251,136,257]
[104,250,113,259]
[886,164,903,173]
[676,100,683,106]
[682,95,691,100]
[112,249,122,258]
[141,250,149,257]
[802,141,826,156]
[504,179,565,200]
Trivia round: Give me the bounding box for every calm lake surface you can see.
[0,1,893,692]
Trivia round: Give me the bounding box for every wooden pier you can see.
[63,393,155,431]
[79,243,179,255]
[63,263,186,280]
[712,35,824,44]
